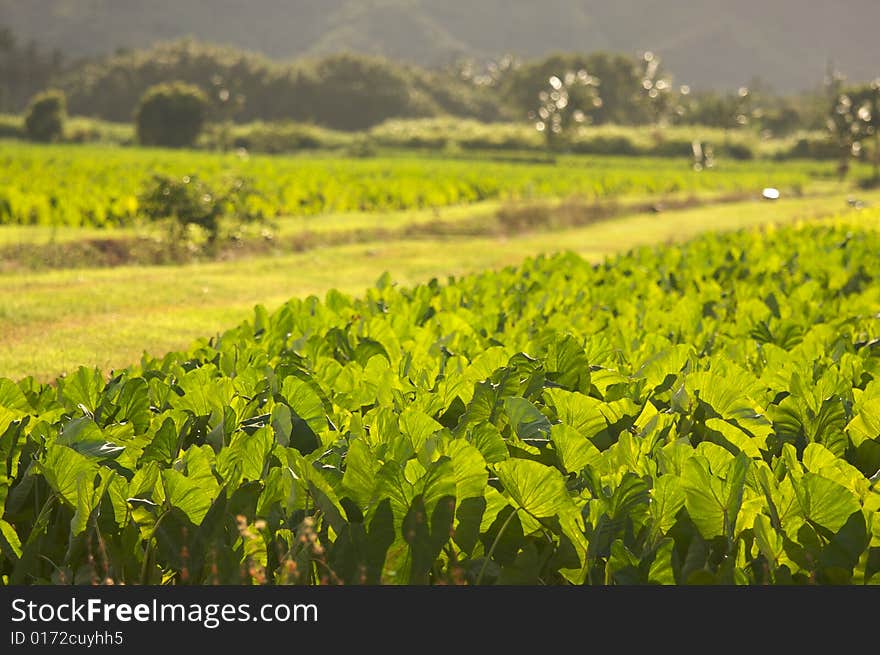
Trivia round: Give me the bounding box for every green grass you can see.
[2,190,877,381]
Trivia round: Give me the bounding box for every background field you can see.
[0,142,833,228]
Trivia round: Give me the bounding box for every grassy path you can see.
[1,189,878,381]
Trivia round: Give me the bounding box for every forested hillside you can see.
[2,0,879,90]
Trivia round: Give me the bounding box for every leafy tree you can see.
[530,70,600,149]
[827,83,880,180]
[135,82,208,148]
[674,88,753,130]
[59,40,468,131]
[637,52,676,125]
[503,53,648,125]
[23,89,66,142]
[303,53,435,131]
[855,81,880,180]
[0,28,65,113]
[757,103,803,137]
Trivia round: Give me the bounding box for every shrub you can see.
[137,174,266,251]
[24,90,66,142]
[783,136,840,160]
[0,114,23,139]
[569,134,639,156]
[135,82,208,148]
[719,142,754,161]
[212,120,353,153]
[649,138,696,158]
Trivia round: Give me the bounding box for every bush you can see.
[304,54,436,131]
[64,117,134,145]
[783,136,841,160]
[135,82,208,148]
[569,134,639,156]
[137,174,266,251]
[648,138,696,158]
[0,114,23,139]
[718,142,754,161]
[24,90,66,142]
[208,120,353,153]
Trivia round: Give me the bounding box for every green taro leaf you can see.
[0,379,30,429]
[467,422,508,464]
[343,439,380,508]
[847,397,880,448]
[495,459,569,519]
[440,439,488,501]
[375,456,456,530]
[753,513,794,571]
[59,367,104,414]
[648,539,677,584]
[649,475,686,539]
[608,539,642,584]
[355,338,390,367]
[280,376,327,435]
[57,417,124,460]
[545,388,607,440]
[0,518,22,560]
[633,345,690,393]
[39,444,99,509]
[457,370,522,432]
[279,377,326,454]
[399,408,443,453]
[504,396,552,443]
[681,453,750,540]
[793,472,861,533]
[114,377,152,433]
[544,334,591,393]
[140,417,179,465]
[402,493,456,584]
[551,423,601,474]
[171,366,234,418]
[0,417,27,513]
[162,469,214,525]
[71,467,117,535]
[216,426,274,486]
[705,418,762,458]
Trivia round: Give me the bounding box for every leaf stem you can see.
[140,510,170,585]
[475,506,519,585]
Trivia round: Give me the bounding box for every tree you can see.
[530,70,601,149]
[503,53,646,125]
[24,89,66,142]
[637,51,675,125]
[303,53,432,131]
[857,81,880,180]
[135,82,208,148]
[0,29,66,113]
[828,82,880,181]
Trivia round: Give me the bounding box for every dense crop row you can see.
[0,142,823,228]
[1,213,879,585]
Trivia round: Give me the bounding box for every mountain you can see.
[1,0,878,91]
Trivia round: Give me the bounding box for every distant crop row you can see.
[1,211,878,584]
[0,143,824,228]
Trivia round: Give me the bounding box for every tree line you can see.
[0,32,847,134]
[4,29,877,178]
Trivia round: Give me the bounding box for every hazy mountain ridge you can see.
[1,0,878,90]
